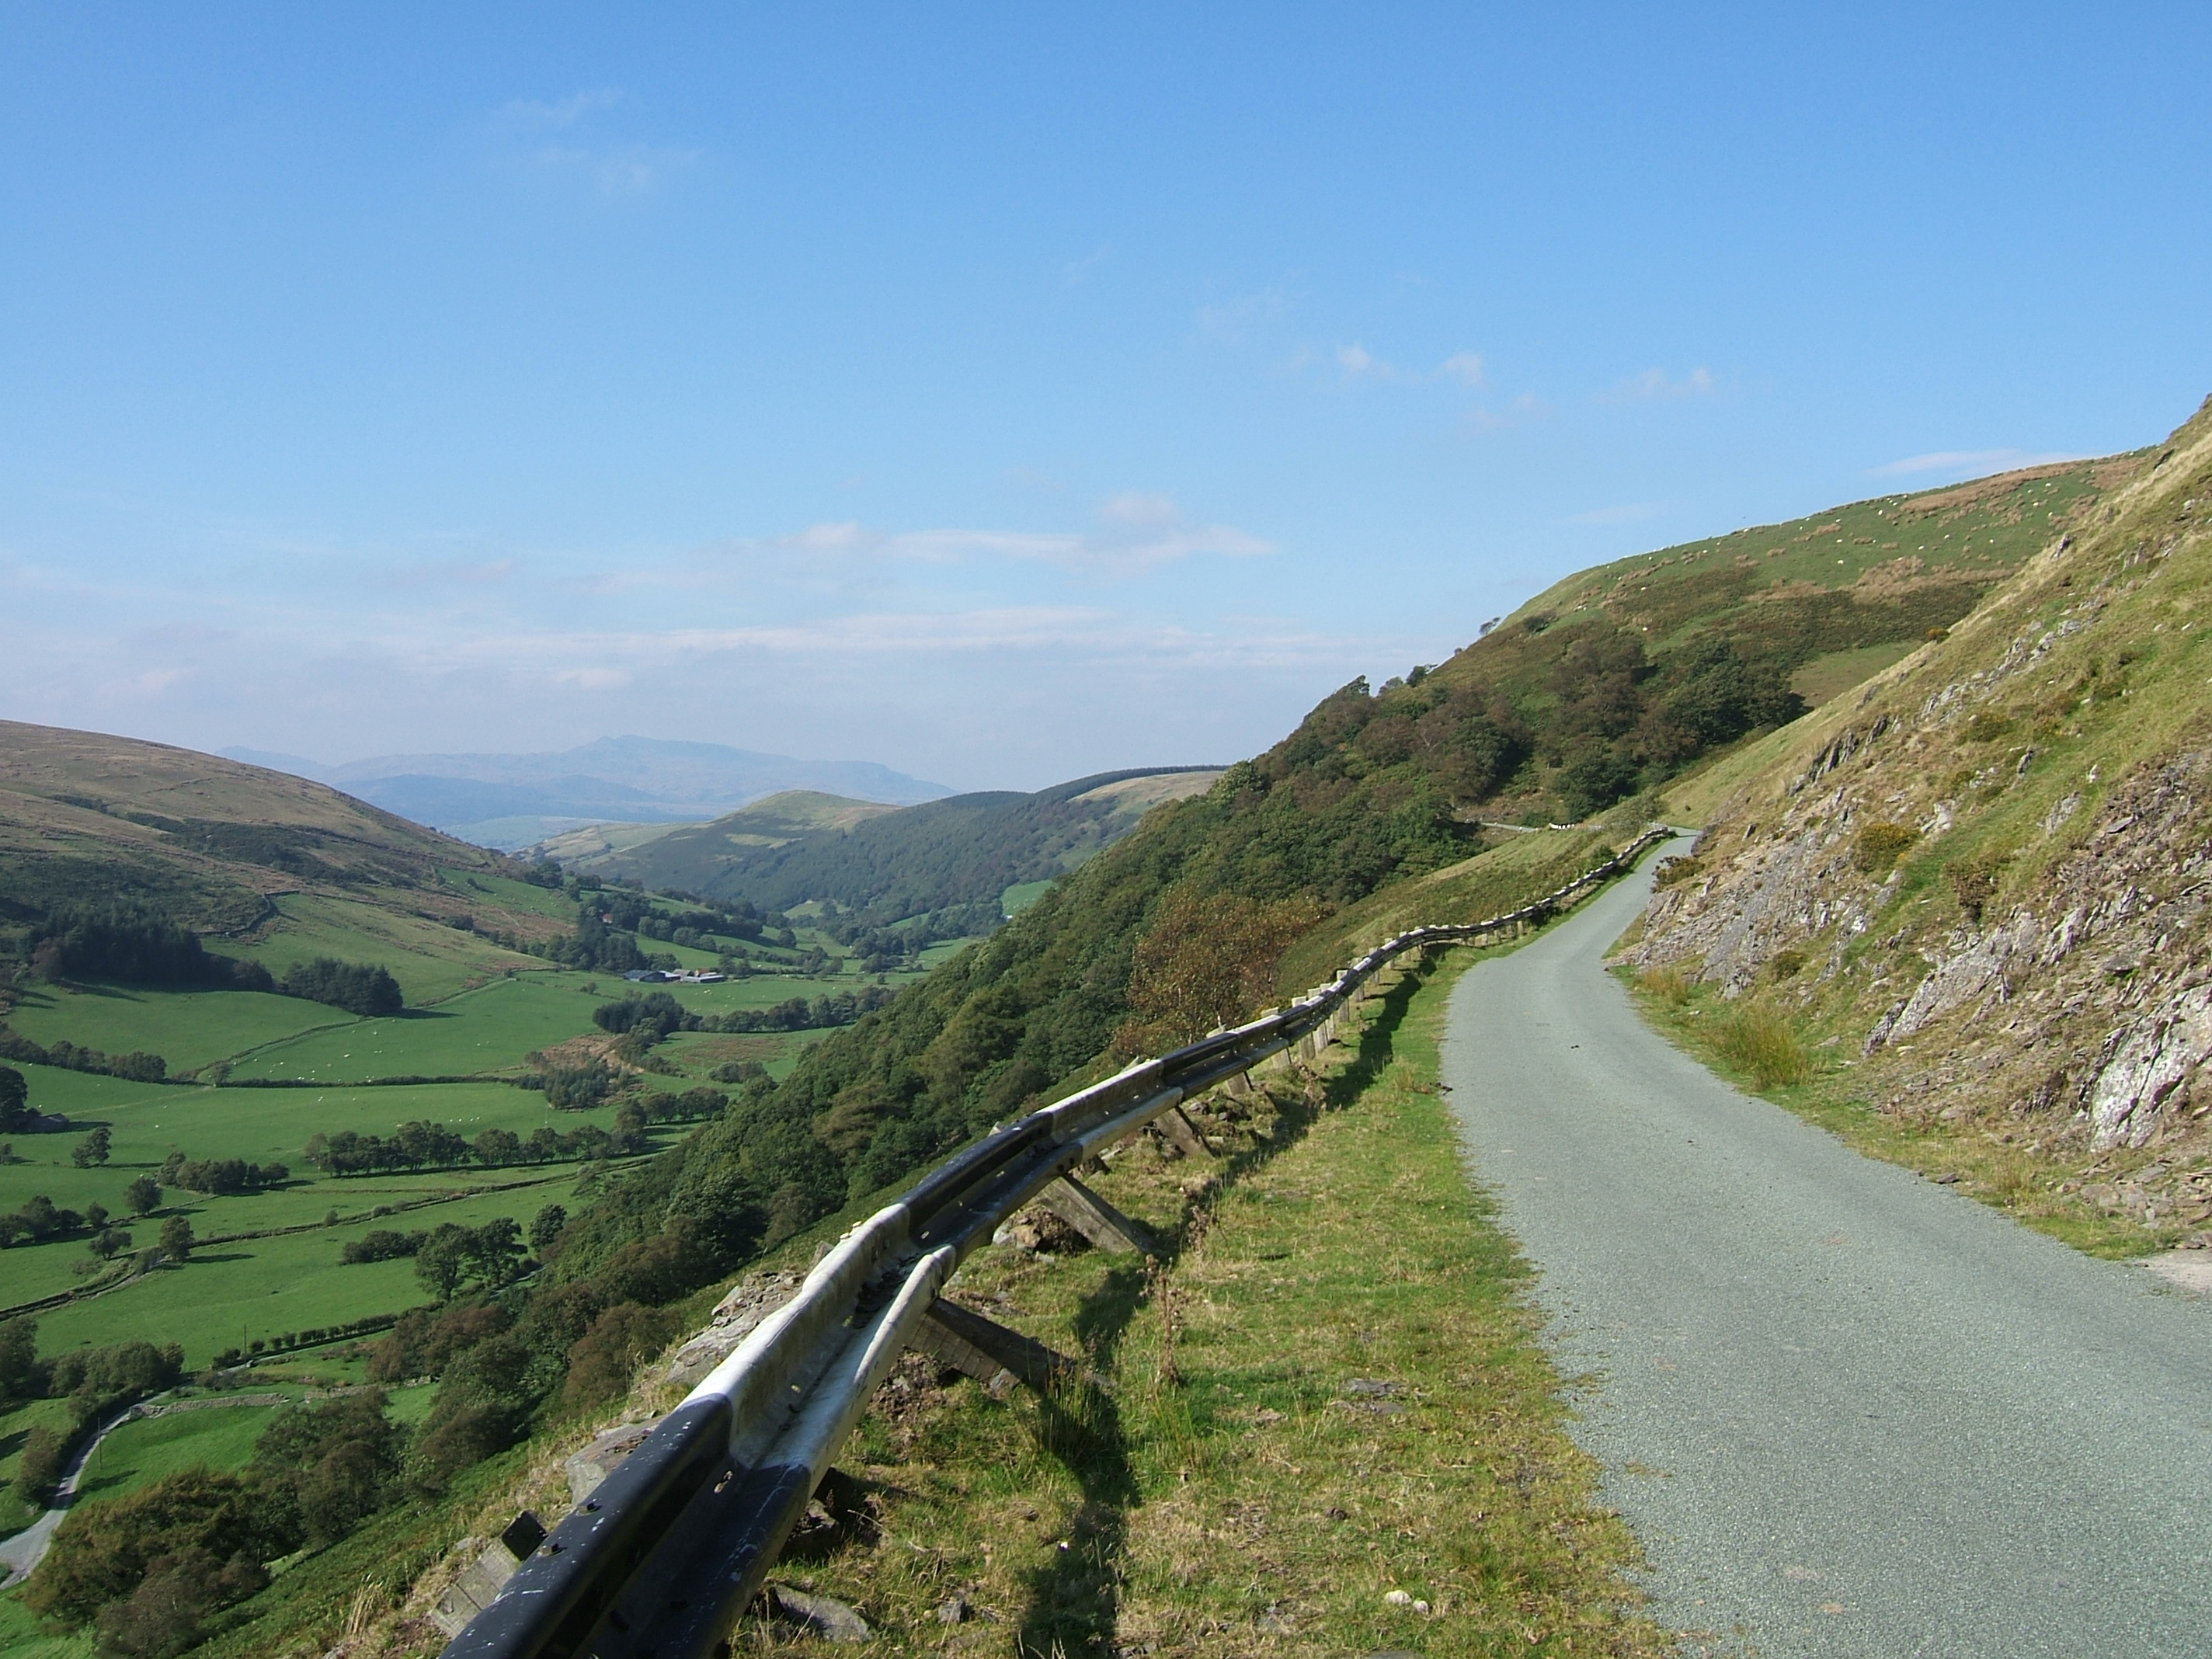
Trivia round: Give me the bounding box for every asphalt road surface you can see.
[1440,840,2212,1657]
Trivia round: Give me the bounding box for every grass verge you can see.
[1622,969,2165,1260]
[743,955,1667,1657]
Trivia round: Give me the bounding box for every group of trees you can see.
[0,1189,195,1261]
[159,1149,288,1195]
[357,1219,710,1488]
[24,906,267,993]
[274,958,404,1017]
[590,986,896,1046]
[18,902,407,1017]
[302,1108,680,1177]
[2,1323,186,1511]
[0,1029,167,1084]
[23,1390,406,1659]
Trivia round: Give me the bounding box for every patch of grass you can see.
[72,1403,281,1506]
[1710,1002,1814,1088]
[5,982,351,1075]
[745,958,1664,1657]
[0,1585,92,1659]
[221,893,539,1006]
[1,1396,77,1539]
[1635,964,1693,1005]
[1275,826,1616,993]
[1622,974,2166,1259]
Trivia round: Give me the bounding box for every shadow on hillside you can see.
[1014,966,1423,1657]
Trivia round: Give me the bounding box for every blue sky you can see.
[3,4,2208,791]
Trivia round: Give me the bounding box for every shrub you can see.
[22,1466,294,1629]
[561,1302,680,1409]
[1852,821,1917,875]
[156,1216,193,1262]
[278,958,403,1017]
[1713,1003,1813,1089]
[542,1062,613,1111]
[1948,858,2003,923]
[1652,854,1703,889]
[17,1424,68,1504]
[1769,947,1807,981]
[338,1229,423,1265]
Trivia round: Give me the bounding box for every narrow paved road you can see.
[1442,843,2212,1657]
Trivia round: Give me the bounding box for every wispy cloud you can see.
[709,495,1274,582]
[1062,245,1111,285]
[1438,352,1486,386]
[489,89,699,197]
[496,89,624,131]
[1465,392,1552,435]
[1602,366,1716,404]
[1868,447,2083,478]
[1337,343,1391,378]
[1196,287,1292,345]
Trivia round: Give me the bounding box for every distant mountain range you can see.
[217,736,955,848]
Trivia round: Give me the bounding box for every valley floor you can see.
[1443,845,2212,1656]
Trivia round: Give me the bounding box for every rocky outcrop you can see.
[1633,394,2212,1240]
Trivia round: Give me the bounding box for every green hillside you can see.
[0,722,569,1003]
[1627,392,2212,1252]
[556,767,1226,941]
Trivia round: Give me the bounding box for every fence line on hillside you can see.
[440,825,1675,1659]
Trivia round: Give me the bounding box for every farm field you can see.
[71,1400,283,1506]
[5,983,349,1075]
[0,1396,74,1537]
[23,1161,629,1365]
[215,893,537,1004]
[226,972,614,1081]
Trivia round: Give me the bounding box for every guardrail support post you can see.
[1154,1104,1212,1159]
[911,1299,1075,1396]
[1036,1177,1161,1256]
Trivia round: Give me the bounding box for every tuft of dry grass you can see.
[1710,1001,1814,1089]
[1636,964,1695,1005]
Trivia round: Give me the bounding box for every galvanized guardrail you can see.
[442,826,1673,1659]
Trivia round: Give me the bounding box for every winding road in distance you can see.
[1442,840,2212,1657]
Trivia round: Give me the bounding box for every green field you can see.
[1000,878,1053,915]
[217,892,537,1005]
[6,983,351,1075]
[0,1396,75,1538]
[71,1402,283,1507]
[226,972,610,1081]
[23,1162,621,1367]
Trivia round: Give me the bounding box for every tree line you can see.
[16,903,406,1014]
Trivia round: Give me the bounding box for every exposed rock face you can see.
[656,1266,805,1390]
[1633,394,2212,1237]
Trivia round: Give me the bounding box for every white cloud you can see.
[489,89,698,197]
[1603,366,1716,403]
[1196,287,1292,344]
[1464,392,1553,435]
[1868,447,2083,478]
[1439,352,1487,386]
[710,496,1274,581]
[497,89,624,131]
[1337,343,1390,378]
[1062,246,1111,285]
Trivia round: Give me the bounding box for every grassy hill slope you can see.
[1417,451,2139,820]
[557,767,1226,931]
[1627,393,2212,1251]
